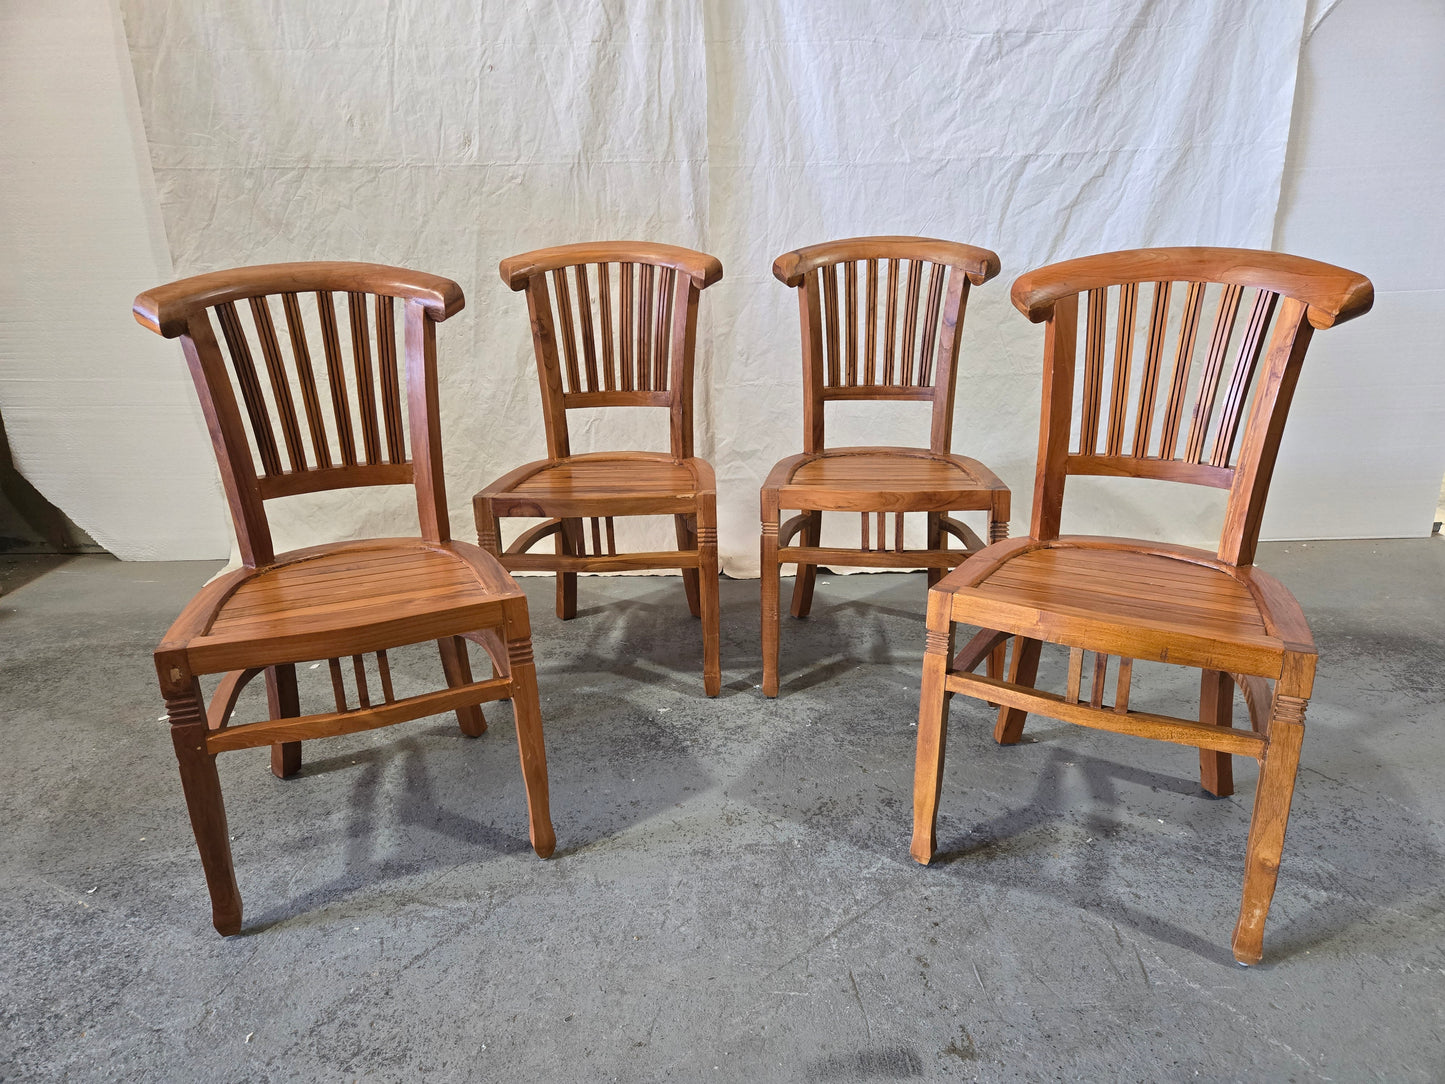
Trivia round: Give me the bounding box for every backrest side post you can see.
[800,271,827,453]
[928,273,972,454]
[667,273,700,460]
[403,299,449,543]
[181,311,274,566]
[1218,298,1313,567]
[522,275,572,459]
[1030,294,1078,542]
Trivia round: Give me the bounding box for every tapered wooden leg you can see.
[911,590,956,863]
[697,506,721,697]
[790,511,822,618]
[438,636,486,737]
[1232,694,1307,965]
[993,637,1041,744]
[556,518,582,620]
[505,627,555,858]
[761,508,781,698]
[165,677,242,936]
[1200,669,1235,797]
[264,664,302,779]
[984,637,1007,709]
[676,514,702,618]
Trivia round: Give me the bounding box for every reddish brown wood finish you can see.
[760,237,1011,696]
[910,246,1372,964]
[475,242,724,696]
[135,262,555,935]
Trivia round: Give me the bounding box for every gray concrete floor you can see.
[2,540,1443,1082]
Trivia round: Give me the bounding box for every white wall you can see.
[1265,0,1445,541]
[0,0,230,560]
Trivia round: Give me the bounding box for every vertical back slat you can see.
[1079,287,1108,455]
[1158,281,1206,459]
[1105,282,1138,456]
[844,261,859,384]
[1210,290,1279,467]
[316,291,357,466]
[619,263,635,392]
[575,265,600,393]
[654,268,675,391]
[280,292,331,469]
[900,260,923,385]
[347,292,381,464]
[883,259,900,384]
[864,259,879,385]
[917,263,946,385]
[598,263,616,391]
[247,297,306,471]
[822,265,841,386]
[1184,283,1244,463]
[1131,281,1172,458]
[637,264,655,391]
[374,295,405,463]
[214,301,282,476]
[552,269,581,395]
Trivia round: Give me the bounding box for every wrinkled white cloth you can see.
[120,0,1306,571]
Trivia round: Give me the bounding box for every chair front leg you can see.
[265,663,302,779]
[789,510,823,618]
[1199,669,1235,797]
[1232,690,1307,965]
[675,514,702,618]
[164,674,242,935]
[503,614,555,859]
[993,637,1042,744]
[910,591,956,864]
[438,636,487,737]
[761,505,781,697]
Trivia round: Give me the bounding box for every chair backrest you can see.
[772,236,1000,454]
[133,261,465,566]
[1013,247,1372,566]
[499,242,723,461]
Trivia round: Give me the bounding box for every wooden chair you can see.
[474,242,724,696]
[133,262,555,935]
[761,237,1012,697]
[910,247,1372,964]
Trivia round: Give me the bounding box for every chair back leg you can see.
[438,636,487,737]
[1199,669,1236,797]
[675,514,703,617]
[265,663,302,778]
[789,511,823,617]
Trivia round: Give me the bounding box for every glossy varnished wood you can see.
[911,246,1373,964]
[475,242,723,696]
[760,237,1010,696]
[137,261,555,935]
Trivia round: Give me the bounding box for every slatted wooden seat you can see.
[475,242,724,696]
[134,262,555,935]
[910,247,1373,964]
[761,237,1011,696]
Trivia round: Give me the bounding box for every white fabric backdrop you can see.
[110,0,1308,570]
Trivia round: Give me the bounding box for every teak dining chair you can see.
[134,262,555,935]
[760,237,1011,696]
[474,242,724,696]
[910,247,1372,964]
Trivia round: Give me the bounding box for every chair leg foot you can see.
[270,742,301,778]
[993,637,1041,744]
[438,637,486,737]
[507,638,555,859]
[167,683,242,936]
[911,593,955,864]
[1232,700,1306,965]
